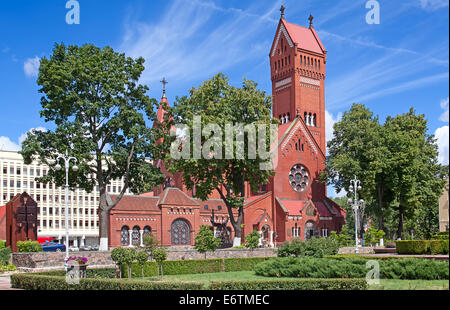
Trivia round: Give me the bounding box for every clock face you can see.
[289,164,309,193]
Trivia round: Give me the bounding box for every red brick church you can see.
[108,8,345,248]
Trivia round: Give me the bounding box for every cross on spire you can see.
[280,5,285,19]
[308,14,314,28]
[160,77,168,98]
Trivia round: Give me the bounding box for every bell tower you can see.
[270,7,327,152]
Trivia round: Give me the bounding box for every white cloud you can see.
[439,97,449,122]
[435,125,449,165]
[120,0,281,84]
[419,0,449,11]
[0,136,21,152]
[23,56,40,77]
[19,127,47,145]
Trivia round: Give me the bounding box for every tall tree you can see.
[384,108,447,239]
[20,43,170,250]
[324,104,391,230]
[167,73,276,246]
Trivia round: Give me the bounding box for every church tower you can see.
[270,6,327,152]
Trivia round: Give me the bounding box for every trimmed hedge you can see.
[123,257,271,278]
[10,273,367,290]
[210,278,368,290]
[10,274,203,290]
[396,240,449,255]
[254,257,449,280]
[37,268,116,279]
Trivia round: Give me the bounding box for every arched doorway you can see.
[121,226,130,246]
[305,221,318,240]
[171,219,191,245]
[261,225,271,247]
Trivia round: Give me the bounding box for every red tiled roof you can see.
[278,199,308,216]
[197,199,230,214]
[283,20,325,54]
[140,192,155,197]
[111,195,160,212]
[313,201,333,217]
[158,187,200,207]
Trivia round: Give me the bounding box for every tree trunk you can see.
[376,184,385,231]
[99,207,110,251]
[397,205,404,239]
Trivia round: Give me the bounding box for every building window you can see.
[322,227,328,237]
[132,226,140,246]
[121,226,130,246]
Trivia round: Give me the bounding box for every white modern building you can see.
[0,150,129,247]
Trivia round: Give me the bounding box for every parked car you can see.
[80,245,92,251]
[41,241,66,252]
[69,246,79,252]
[37,237,57,244]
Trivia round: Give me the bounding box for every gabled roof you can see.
[158,187,200,207]
[110,195,160,212]
[271,18,326,57]
[276,116,326,161]
[283,20,325,54]
[275,198,340,218]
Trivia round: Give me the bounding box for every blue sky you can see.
[0,0,448,197]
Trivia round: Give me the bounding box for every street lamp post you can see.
[55,150,78,271]
[347,176,365,254]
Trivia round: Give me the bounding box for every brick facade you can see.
[108,14,345,248]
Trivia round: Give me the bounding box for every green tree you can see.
[20,43,171,250]
[244,230,261,250]
[142,234,159,254]
[110,247,127,278]
[324,104,391,231]
[168,73,276,245]
[383,108,447,239]
[151,247,167,280]
[135,251,148,278]
[123,248,137,279]
[194,225,221,259]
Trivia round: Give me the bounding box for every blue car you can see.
[41,241,66,252]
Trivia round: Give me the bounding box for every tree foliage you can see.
[168,73,276,244]
[194,225,221,258]
[325,104,447,239]
[20,43,171,248]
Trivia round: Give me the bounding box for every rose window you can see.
[289,164,310,192]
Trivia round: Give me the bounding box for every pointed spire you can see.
[308,14,314,28]
[280,5,285,20]
[160,77,168,99]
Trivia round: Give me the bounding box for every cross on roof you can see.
[308,14,314,28]
[280,5,285,19]
[160,77,168,97]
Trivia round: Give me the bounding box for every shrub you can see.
[254,257,449,280]
[244,231,261,250]
[16,240,42,252]
[194,225,221,259]
[396,240,449,255]
[10,274,204,290]
[277,237,339,258]
[38,268,116,278]
[135,251,148,278]
[432,232,449,240]
[123,257,272,278]
[0,240,6,249]
[0,264,16,273]
[152,247,167,280]
[329,227,353,247]
[0,247,11,265]
[10,273,367,291]
[210,278,368,290]
[111,247,127,278]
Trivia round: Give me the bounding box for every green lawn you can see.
[139,271,449,290]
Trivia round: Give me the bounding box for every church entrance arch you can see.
[305,221,319,240]
[171,219,191,245]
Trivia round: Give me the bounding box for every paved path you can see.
[0,275,19,290]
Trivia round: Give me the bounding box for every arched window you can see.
[313,113,317,126]
[305,221,318,240]
[132,226,140,246]
[121,226,130,246]
[318,60,321,70]
[143,226,151,237]
[289,55,291,65]
[286,113,290,122]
